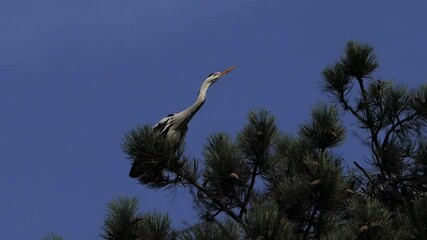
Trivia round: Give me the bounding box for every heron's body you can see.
[129,66,236,178]
[153,113,189,148]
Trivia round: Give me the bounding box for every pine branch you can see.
[340,89,385,165]
[357,77,368,103]
[353,161,373,183]
[382,113,417,149]
[239,164,259,218]
[353,159,388,199]
[172,162,246,225]
[187,178,248,229]
[355,77,385,172]
[339,91,366,125]
[356,77,377,135]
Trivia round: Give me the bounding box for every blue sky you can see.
[1,1,426,239]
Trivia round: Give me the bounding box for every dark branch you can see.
[354,161,373,183]
[239,164,259,218]
[382,113,417,149]
[339,91,366,124]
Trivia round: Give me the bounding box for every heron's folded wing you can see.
[153,114,174,135]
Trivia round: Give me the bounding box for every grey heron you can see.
[129,65,237,178]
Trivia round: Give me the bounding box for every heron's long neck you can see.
[181,80,211,123]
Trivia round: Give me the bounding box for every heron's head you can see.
[205,65,237,84]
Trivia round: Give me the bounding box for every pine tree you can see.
[321,40,427,239]
[105,40,427,240]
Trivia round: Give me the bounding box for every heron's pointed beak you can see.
[219,65,237,76]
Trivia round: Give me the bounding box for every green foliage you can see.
[139,212,175,240]
[411,84,427,118]
[179,220,241,240]
[203,132,249,189]
[347,197,395,239]
[202,132,250,211]
[101,196,143,240]
[340,197,414,240]
[340,40,378,79]
[122,125,185,188]
[298,103,346,150]
[322,197,415,240]
[101,196,175,240]
[321,63,352,103]
[194,109,280,224]
[272,134,314,178]
[268,148,349,237]
[244,203,298,240]
[237,109,279,172]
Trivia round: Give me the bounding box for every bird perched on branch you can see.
[129,65,237,178]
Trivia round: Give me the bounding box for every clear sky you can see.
[1,1,426,239]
